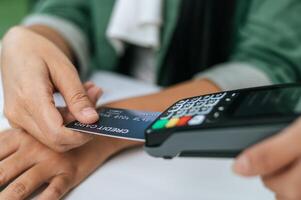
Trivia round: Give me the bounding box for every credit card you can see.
[66,107,161,141]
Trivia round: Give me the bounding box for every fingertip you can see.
[80,107,97,117]
[84,81,95,90]
[233,154,252,176]
[93,87,102,101]
[77,107,99,124]
[95,87,102,99]
[87,86,102,99]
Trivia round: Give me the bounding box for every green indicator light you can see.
[152,119,169,129]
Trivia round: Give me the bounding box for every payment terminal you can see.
[144,84,301,158]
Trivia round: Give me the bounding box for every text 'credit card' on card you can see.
[66,107,161,141]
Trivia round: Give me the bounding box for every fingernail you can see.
[80,107,98,117]
[233,155,251,175]
[96,88,102,99]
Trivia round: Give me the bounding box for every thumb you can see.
[49,63,98,124]
[233,118,301,177]
[59,83,102,123]
[65,84,98,124]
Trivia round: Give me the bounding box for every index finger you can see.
[233,118,301,176]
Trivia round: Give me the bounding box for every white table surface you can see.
[0,68,274,199]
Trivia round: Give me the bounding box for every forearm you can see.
[74,78,221,179]
[107,79,221,112]
[72,134,135,185]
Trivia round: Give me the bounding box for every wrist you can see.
[72,135,141,183]
[26,24,75,61]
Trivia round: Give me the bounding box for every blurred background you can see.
[0,0,32,37]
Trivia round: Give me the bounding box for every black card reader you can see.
[144,84,301,158]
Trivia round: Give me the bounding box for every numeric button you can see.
[211,93,226,99]
[206,98,220,106]
[173,109,188,118]
[188,115,205,125]
[194,100,206,107]
[197,106,213,115]
[182,102,195,109]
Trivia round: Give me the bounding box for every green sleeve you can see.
[32,0,91,42]
[231,0,301,84]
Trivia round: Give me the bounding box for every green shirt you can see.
[31,0,301,86]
